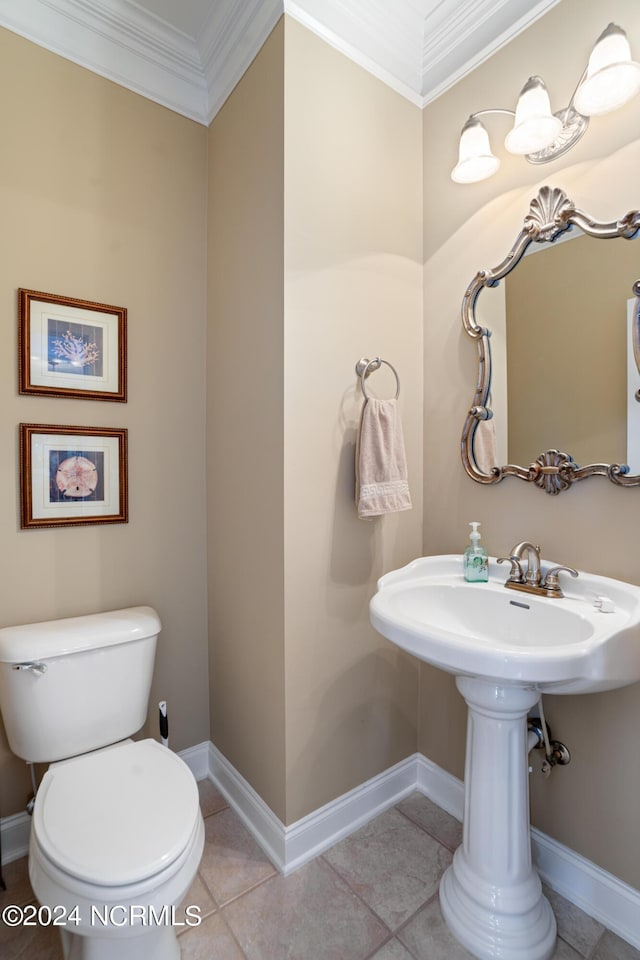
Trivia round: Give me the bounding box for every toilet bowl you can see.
[28,739,205,960]
[0,607,205,959]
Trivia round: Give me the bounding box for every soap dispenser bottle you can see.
[464,521,489,582]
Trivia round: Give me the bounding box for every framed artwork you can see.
[20,424,128,529]
[18,289,127,402]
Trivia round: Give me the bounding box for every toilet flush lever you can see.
[13,661,47,674]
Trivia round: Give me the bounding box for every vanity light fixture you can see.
[451,23,640,184]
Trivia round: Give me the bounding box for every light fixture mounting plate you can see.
[526,106,589,164]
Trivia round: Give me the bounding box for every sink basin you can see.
[370,554,640,694]
[370,554,640,959]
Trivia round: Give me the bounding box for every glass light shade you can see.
[504,76,562,155]
[451,118,500,183]
[573,23,640,116]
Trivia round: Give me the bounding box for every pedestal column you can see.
[439,676,556,960]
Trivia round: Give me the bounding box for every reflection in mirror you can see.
[506,233,638,466]
[461,186,640,494]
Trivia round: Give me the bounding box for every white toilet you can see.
[0,606,204,960]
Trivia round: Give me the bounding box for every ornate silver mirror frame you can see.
[461,186,640,495]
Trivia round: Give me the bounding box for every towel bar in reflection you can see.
[355,357,400,400]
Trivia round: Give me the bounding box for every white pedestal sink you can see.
[370,555,640,960]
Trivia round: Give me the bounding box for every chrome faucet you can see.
[511,541,542,587]
[498,541,578,598]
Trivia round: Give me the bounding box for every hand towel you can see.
[356,398,412,518]
[474,417,498,475]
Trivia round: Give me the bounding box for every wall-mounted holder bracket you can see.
[355,357,400,400]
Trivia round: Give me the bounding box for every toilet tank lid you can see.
[0,606,161,663]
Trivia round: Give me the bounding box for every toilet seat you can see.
[33,739,200,886]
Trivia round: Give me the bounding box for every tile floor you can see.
[1,782,638,960]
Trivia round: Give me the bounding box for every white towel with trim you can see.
[356,398,412,518]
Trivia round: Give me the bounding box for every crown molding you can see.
[284,1,424,107]
[0,0,208,121]
[420,0,561,104]
[0,0,562,124]
[198,0,282,124]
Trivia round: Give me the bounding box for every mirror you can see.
[461,186,640,494]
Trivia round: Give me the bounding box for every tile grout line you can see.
[393,802,461,854]
[585,929,605,960]
[312,796,457,950]
[317,853,395,928]
[189,798,279,958]
[216,868,279,912]
[318,851,396,945]
[360,933,410,960]
[392,889,441,960]
[314,797,456,949]
[220,907,252,960]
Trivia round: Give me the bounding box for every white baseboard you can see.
[0,810,31,866]
[532,827,640,951]
[3,740,639,952]
[208,742,419,875]
[206,745,640,950]
[178,739,211,781]
[282,753,418,874]
[416,752,464,819]
[207,741,288,871]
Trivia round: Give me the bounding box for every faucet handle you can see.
[542,565,579,597]
[593,594,615,613]
[497,556,524,582]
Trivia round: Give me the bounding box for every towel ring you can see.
[355,357,400,401]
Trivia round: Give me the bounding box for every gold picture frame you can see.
[18,288,127,402]
[20,424,128,529]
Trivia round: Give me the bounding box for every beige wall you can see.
[207,17,423,826]
[283,19,423,823]
[0,28,210,818]
[207,22,287,820]
[422,0,640,887]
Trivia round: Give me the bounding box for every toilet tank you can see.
[0,606,161,763]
